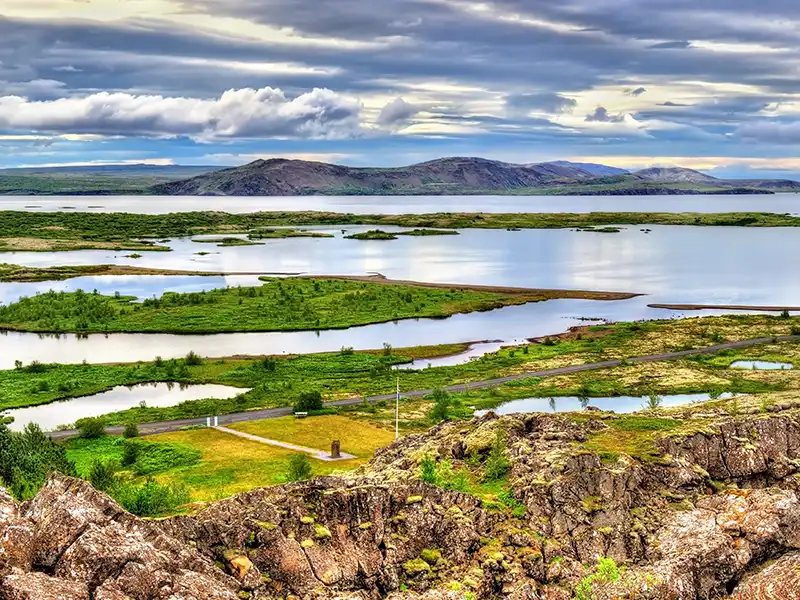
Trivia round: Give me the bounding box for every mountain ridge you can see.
[151,157,800,196]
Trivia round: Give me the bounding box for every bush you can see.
[184,351,203,366]
[261,356,277,372]
[113,478,189,516]
[420,455,437,484]
[0,423,76,500]
[286,454,312,482]
[121,441,141,467]
[88,459,117,491]
[295,391,323,412]
[484,431,510,481]
[76,417,106,439]
[427,388,456,423]
[123,422,139,439]
[128,441,201,475]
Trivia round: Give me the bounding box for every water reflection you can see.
[0,194,797,215]
[475,392,734,416]
[4,382,249,431]
[730,360,793,370]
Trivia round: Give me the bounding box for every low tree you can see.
[285,454,312,482]
[295,391,323,412]
[484,431,511,481]
[123,422,139,439]
[184,351,203,366]
[75,416,106,439]
[427,388,456,423]
[88,459,117,491]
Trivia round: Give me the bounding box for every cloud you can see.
[505,92,577,115]
[648,41,693,49]
[0,87,363,140]
[659,101,692,107]
[377,97,421,126]
[737,121,800,144]
[585,107,625,123]
[627,87,647,96]
[0,79,67,100]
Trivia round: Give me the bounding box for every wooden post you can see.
[331,440,341,459]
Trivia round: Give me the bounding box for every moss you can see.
[300,539,314,548]
[447,581,463,591]
[463,577,480,589]
[314,524,332,539]
[254,520,277,530]
[300,516,315,524]
[581,496,605,514]
[403,558,433,576]
[358,522,373,530]
[489,551,505,561]
[238,592,251,600]
[421,548,442,565]
[405,495,424,505]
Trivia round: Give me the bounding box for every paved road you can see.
[47,334,800,441]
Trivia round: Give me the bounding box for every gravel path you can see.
[212,426,356,461]
[47,334,800,441]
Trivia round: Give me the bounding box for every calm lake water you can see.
[2,224,799,366]
[1,193,798,215]
[5,382,248,431]
[730,360,793,370]
[475,392,734,416]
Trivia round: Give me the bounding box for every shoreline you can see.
[649,303,799,312]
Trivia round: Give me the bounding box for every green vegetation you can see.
[2,210,800,253]
[0,423,75,499]
[0,277,571,334]
[396,228,459,236]
[294,390,324,412]
[345,229,398,240]
[0,263,255,283]
[427,388,459,423]
[285,454,313,481]
[575,557,624,600]
[484,431,511,481]
[247,229,334,239]
[192,237,263,247]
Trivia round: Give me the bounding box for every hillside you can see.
[151,157,799,196]
[4,399,800,598]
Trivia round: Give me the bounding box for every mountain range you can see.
[1,157,799,196]
[152,157,800,196]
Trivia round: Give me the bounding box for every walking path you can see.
[47,334,800,441]
[211,426,356,461]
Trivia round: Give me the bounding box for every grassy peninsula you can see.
[0,277,630,334]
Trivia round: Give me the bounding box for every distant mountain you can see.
[152,157,601,196]
[152,157,798,196]
[0,164,218,178]
[547,161,630,177]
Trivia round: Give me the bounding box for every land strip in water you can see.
[0,276,635,334]
[1,210,800,252]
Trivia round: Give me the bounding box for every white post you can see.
[395,377,400,440]
[206,416,211,427]
[214,416,218,427]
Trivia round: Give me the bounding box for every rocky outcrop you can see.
[4,411,800,598]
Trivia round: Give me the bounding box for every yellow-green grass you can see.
[229,414,396,458]
[148,415,395,502]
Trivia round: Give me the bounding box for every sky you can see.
[0,0,798,177]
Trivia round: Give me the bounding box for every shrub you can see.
[427,388,456,423]
[295,391,323,412]
[113,478,189,516]
[340,346,355,356]
[76,416,106,439]
[261,356,277,371]
[123,422,139,439]
[0,423,76,500]
[121,441,141,467]
[286,454,312,482]
[420,455,438,484]
[129,441,201,475]
[484,431,510,481]
[88,459,117,491]
[184,351,203,366]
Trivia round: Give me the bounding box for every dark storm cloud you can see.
[505,92,577,114]
[647,41,692,50]
[586,107,625,123]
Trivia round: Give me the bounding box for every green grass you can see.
[0,277,552,334]
[192,237,264,247]
[2,210,800,252]
[344,229,398,240]
[247,229,334,239]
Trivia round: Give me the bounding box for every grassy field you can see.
[4,314,800,427]
[65,415,395,503]
[1,210,799,252]
[0,277,581,334]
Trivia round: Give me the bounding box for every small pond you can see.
[475,392,734,416]
[4,382,249,432]
[730,360,793,370]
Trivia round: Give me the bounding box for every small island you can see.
[344,229,398,241]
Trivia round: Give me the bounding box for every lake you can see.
[5,382,248,431]
[1,193,798,215]
[2,224,799,366]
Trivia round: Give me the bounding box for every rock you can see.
[731,551,800,599]
[0,568,89,600]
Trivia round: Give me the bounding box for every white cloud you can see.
[737,121,800,144]
[0,87,363,141]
